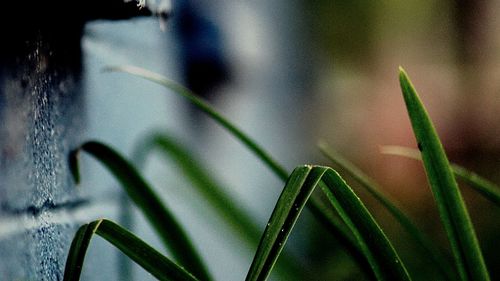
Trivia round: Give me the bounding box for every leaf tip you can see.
[397,67,418,103]
[398,66,409,84]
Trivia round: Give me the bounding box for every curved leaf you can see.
[141,132,262,245]
[64,219,198,281]
[139,132,313,280]
[247,166,410,281]
[399,68,489,281]
[452,165,500,206]
[381,145,500,207]
[246,166,316,281]
[106,65,368,274]
[320,168,411,281]
[319,142,455,280]
[104,65,287,179]
[69,141,211,281]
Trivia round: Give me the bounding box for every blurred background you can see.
[1,0,499,280]
[306,1,500,279]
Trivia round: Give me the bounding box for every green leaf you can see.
[381,145,500,207]
[140,132,262,245]
[318,142,455,280]
[247,166,410,281]
[106,65,367,274]
[138,132,311,281]
[64,219,199,281]
[246,166,319,281]
[69,141,212,281]
[320,167,411,281]
[305,195,371,277]
[104,65,287,180]
[64,221,98,280]
[452,165,500,206]
[399,68,490,281]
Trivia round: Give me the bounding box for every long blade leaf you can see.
[452,165,500,206]
[246,166,318,281]
[69,141,211,281]
[106,65,369,274]
[64,219,199,281]
[141,132,262,245]
[320,168,411,281]
[381,145,500,207]
[247,166,410,281]
[305,194,372,278]
[319,142,455,280]
[141,132,308,280]
[104,65,287,179]
[399,68,489,281]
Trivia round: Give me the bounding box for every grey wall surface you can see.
[0,16,176,281]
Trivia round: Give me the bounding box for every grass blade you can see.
[399,68,489,281]
[139,132,311,281]
[141,132,262,245]
[245,166,318,281]
[247,165,410,281]
[104,65,287,179]
[320,168,411,281]
[452,165,500,206]
[381,145,500,207]
[318,141,455,280]
[64,221,98,280]
[69,141,211,281]
[305,195,372,279]
[106,65,370,276]
[64,219,199,281]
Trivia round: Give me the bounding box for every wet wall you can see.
[0,24,84,280]
[0,2,154,280]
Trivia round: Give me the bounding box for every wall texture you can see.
[0,2,159,280]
